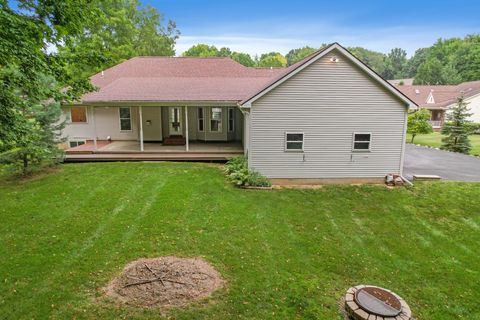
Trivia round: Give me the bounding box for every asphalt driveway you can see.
[403,144,480,181]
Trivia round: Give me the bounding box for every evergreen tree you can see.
[0,1,97,174]
[441,95,473,154]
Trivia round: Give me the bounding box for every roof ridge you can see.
[132,56,234,59]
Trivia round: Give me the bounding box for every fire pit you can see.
[344,285,412,320]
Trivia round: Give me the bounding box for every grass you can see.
[406,132,480,156]
[1,163,480,319]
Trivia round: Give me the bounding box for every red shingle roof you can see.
[82,57,284,103]
[392,80,480,109]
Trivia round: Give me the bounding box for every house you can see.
[391,80,480,130]
[61,43,416,183]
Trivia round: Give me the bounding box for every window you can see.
[228,108,235,132]
[119,107,132,131]
[210,107,222,132]
[353,133,371,151]
[198,107,204,132]
[285,132,304,151]
[69,140,86,148]
[70,107,87,123]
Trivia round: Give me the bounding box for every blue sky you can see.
[145,0,480,56]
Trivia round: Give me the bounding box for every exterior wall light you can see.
[330,56,339,62]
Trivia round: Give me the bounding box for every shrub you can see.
[466,122,480,134]
[224,156,271,188]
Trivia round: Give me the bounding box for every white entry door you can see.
[169,107,182,135]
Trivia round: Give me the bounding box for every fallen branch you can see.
[123,277,191,288]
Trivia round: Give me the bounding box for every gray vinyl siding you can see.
[249,49,408,179]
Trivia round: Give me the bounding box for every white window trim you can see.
[197,107,204,132]
[228,107,235,132]
[284,132,304,152]
[352,132,372,152]
[69,107,89,124]
[118,107,132,132]
[210,107,223,133]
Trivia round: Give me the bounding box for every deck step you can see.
[163,136,186,145]
[413,174,442,181]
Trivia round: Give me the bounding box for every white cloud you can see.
[175,24,476,57]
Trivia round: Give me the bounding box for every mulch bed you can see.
[105,256,224,308]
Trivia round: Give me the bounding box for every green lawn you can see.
[406,132,480,156]
[1,163,480,319]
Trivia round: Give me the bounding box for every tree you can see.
[182,44,218,57]
[348,47,386,76]
[407,109,433,143]
[0,1,98,173]
[383,48,407,79]
[285,46,316,66]
[414,57,445,84]
[59,0,178,80]
[412,35,480,85]
[258,52,287,67]
[441,95,473,154]
[405,47,429,78]
[218,47,232,57]
[454,35,480,82]
[1,76,65,173]
[230,52,256,67]
[181,44,256,67]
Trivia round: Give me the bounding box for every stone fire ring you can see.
[344,285,412,320]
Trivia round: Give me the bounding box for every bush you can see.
[224,156,271,188]
[466,122,480,134]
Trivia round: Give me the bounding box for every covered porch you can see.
[63,103,246,161]
[428,109,446,130]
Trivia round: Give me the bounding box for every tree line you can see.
[181,35,480,85]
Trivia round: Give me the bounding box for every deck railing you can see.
[429,120,443,127]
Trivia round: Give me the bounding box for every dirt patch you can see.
[105,256,224,308]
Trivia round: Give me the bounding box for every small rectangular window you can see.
[285,132,304,151]
[119,107,132,131]
[70,107,87,123]
[210,107,222,132]
[353,133,371,151]
[69,140,86,148]
[228,108,235,132]
[198,107,204,132]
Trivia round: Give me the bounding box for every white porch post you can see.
[139,106,144,152]
[185,106,189,151]
[90,106,98,151]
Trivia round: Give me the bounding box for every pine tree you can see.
[441,95,473,154]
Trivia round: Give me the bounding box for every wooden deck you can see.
[65,152,242,162]
[64,140,243,162]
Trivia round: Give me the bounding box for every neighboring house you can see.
[391,80,480,130]
[62,43,416,182]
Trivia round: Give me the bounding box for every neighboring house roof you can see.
[82,57,283,103]
[391,80,480,110]
[80,43,416,108]
[388,78,414,86]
